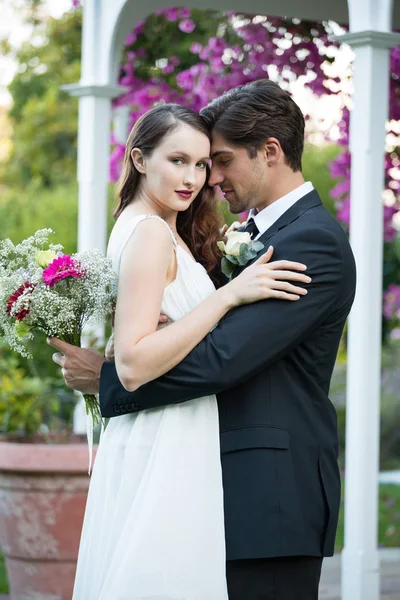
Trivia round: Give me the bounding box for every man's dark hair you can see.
[200,79,305,172]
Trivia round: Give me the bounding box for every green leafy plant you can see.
[0,551,7,594]
[335,483,400,552]
[0,336,75,440]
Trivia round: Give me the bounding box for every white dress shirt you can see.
[248,181,314,239]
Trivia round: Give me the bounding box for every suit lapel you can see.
[233,190,322,277]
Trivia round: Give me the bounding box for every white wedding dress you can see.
[72,214,228,600]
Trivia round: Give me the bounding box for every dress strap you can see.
[111,214,178,273]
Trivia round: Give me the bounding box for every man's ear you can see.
[131,148,146,173]
[264,137,282,166]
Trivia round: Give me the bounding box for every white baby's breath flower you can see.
[0,229,118,359]
[0,228,118,430]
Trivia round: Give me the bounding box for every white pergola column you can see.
[113,105,131,145]
[338,30,400,600]
[61,0,131,435]
[61,0,129,254]
[61,85,126,434]
[61,84,127,254]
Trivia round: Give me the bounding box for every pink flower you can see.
[390,327,400,340]
[336,197,350,227]
[208,37,226,53]
[110,144,126,182]
[178,8,191,18]
[383,284,400,319]
[42,255,85,287]
[165,8,179,21]
[125,32,137,45]
[162,64,175,74]
[384,205,398,242]
[135,48,147,59]
[177,70,195,91]
[330,179,350,200]
[190,43,203,54]
[178,19,196,34]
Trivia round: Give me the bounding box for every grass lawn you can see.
[0,483,399,594]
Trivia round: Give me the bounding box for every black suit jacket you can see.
[99,190,356,561]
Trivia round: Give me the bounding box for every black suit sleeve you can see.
[100,227,348,417]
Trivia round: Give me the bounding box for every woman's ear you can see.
[131,148,146,173]
[264,137,281,166]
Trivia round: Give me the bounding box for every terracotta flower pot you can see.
[0,439,93,600]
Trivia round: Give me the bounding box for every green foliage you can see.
[2,10,81,187]
[302,143,341,217]
[0,551,6,594]
[0,181,115,440]
[331,345,400,472]
[7,10,81,120]
[335,483,400,552]
[0,179,115,388]
[0,181,117,250]
[335,400,400,472]
[0,336,75,439]
[0,182,78,250]
[220,200,235,227]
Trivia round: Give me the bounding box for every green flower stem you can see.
[83,393,102,426]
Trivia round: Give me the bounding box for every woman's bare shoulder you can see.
[108,211,175,259]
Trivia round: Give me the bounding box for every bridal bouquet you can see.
[0,229,117,425]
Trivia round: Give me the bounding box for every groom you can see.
[50,80,356,599]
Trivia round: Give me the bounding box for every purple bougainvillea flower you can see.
[178,19,196,34]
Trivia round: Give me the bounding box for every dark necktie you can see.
[243,218,259,240]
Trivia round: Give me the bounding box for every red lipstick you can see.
[175,190,193,199]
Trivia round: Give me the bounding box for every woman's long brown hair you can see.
[114,104,224,287]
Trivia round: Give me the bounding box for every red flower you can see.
[6,281,35,321]
[42,254,85,287]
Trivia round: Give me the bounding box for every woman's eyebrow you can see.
[169,151,210,161]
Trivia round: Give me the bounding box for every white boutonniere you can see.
[217,230,264,280]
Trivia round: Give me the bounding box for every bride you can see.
[70,103,309,599]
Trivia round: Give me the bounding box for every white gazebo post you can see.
[336,0,400,596]
[62,0,128,254]
[62,0,128,433]
[113,105,131,145]
[62,84,125,253]
[63,85,126,435]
